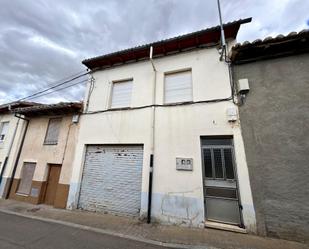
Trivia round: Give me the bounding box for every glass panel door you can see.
[201,137,242,226]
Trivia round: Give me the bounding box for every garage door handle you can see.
[106,187,113,190]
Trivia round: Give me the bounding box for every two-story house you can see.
[0,101,37,198]
[8,102,82,208]
[67,18,257,233]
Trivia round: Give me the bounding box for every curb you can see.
[0,209,217,249]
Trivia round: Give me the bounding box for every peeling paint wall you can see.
[68,47,256,232]
[144,191,205,227]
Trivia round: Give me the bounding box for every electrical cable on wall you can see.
[84,96,233,115]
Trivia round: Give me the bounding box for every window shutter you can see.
[111,80,133,108]
[0,122,9,141]
[165,71,192,104]
[17,162,36,195]
[44,118,62,145]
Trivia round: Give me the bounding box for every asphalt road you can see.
[0,212,172,249]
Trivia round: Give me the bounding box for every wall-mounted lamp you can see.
[237,79,250,104]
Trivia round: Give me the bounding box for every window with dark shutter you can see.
[44,118,62,145]
[0,121,9,142]
[17,162,36,195]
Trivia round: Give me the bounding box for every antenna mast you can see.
[217,0,226,60]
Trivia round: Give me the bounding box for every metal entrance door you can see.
[201,137,242,226]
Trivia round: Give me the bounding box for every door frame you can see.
[200,136,245,228]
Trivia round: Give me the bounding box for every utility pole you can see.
[217,0,226,60]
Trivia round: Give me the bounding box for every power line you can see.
[16,70,90,102]
[25,79,88,101]
[17,71,89,101]
[46,69,88,85]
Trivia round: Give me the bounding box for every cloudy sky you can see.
[0,0,308,104]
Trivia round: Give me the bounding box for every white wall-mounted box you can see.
[176,158,193,171]
[227,107,238,122]
[237,78,250,94]
[72,114,79,123]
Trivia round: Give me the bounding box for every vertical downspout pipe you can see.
[147,46,157,223]
[5,114,29,199]
[0,118,20,186]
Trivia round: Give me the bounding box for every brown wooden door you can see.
[44,164,61,205]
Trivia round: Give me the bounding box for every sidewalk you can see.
[0,199,307,249]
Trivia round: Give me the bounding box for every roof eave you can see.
[83,18,252,70]
[13,102,83,117]
[0,101,41,114]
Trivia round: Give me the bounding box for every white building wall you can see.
[68,47,256,232]
[0,113,26,197]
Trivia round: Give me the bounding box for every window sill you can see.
[15,192,29,197]
[205,221,247,233]
[43,143,58,146]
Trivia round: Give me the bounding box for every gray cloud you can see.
[0,0,308,104]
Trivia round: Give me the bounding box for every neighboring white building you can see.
[0,102,36,198]
[67,18,257,233]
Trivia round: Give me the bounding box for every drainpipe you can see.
[147,46,157,223]
[61,123,73,164]
[0,116,20,187]
[5,114,29,199]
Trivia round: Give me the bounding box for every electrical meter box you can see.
[226,106,238,122]
[176,158,193,171]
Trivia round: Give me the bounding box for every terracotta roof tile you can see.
[13,102,83,116]
[231,29,309,63]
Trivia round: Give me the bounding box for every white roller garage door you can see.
[78,145,144,216]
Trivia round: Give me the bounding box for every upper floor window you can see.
[0,121,9,142]
[164,70,193,104]
[44,118,62,145]
[110,79,133,108]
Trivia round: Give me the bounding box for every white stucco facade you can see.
[0,113,26,198]
[67,47,257,232]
